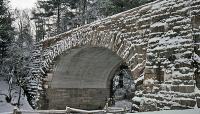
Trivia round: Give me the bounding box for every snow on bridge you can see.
[27,0,200,111]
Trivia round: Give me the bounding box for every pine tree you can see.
[31,0,155,42]
[111,0,155,13]
[31,8,46,42]
[0,0,14,59]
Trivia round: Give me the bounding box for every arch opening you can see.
[108,64,134,110]
[44,46,134,110]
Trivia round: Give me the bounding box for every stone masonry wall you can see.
[47,88,109,110]
[36,0,200,111]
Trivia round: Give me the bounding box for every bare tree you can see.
[9,9,34,107]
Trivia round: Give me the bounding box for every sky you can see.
[9,0,37,9]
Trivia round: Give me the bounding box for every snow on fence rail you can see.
[2,106,126,114]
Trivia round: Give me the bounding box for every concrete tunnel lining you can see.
[50,46,124,89]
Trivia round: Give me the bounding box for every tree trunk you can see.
[6,76,12,103]
[81,0,87,25]
[8,83,12,102]
[57,0,61,34]
[119,73,123,88]
[17,86,22,107]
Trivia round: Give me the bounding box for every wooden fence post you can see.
[105,102,109,113]
[66,106,70,114]
[123,107,127,114]
[13,107,18,114]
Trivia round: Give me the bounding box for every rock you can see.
[197,97,200,108]
[171,85,194,93]
[174,99,196,107]
[114,88,126,100]
[171,105,191,110]
[179,85,195,93]
[139,100,158,112]
[114,100,133,112]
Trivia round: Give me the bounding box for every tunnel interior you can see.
[44,47,134,110]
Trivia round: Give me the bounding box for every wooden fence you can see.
[2,105,127,114]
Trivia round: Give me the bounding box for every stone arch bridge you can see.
[29,0,200,111]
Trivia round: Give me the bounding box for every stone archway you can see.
[44,46,133,110]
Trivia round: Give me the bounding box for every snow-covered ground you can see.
[127,109,200,114]
[0,77,32,113]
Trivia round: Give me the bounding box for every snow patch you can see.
[127,109,200,114]
[0,77,32,113]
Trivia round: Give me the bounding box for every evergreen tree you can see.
[95,0,116,17]
[111,0,153,13]
[31,0,156,42]
[31,8,46,42]
[0,0,14,58]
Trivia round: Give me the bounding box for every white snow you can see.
[151,0,167,10]
[127,109,200,114]
[150,22,167,28]
[193,53,200,63]
[114,100,132,111]
[134,73,144,84]
[0,38,4,42]
[144,78,154,85]
[0,77,32,113]
[132,96,144,103]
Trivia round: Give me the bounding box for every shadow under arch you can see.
[43,46,133,110]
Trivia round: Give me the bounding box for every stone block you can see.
[144,73,157,81]
[139,100,158,112]
[171,105,191,110]
[151,13,170,23]
[196,74,200,89]
[138,5,152,14]
[144,68,153,74]
[171,85,195,93]
[192,15,200,28]
[174,99,196,107]
[172,80,182,85]
[151,25,165,33]
[45,88,109,110]
[132,67,142,80]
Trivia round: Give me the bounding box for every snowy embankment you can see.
[0,77,32,113]
[127,109,200,114]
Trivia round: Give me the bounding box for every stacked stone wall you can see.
[37,0,200,110]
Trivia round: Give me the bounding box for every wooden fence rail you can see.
[6,105,126,114]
